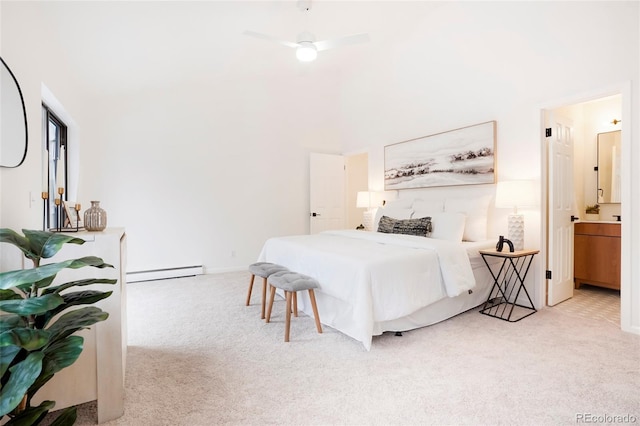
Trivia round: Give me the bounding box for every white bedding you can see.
[258,230,490,350]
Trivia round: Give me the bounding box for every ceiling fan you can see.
[243,0,370,62]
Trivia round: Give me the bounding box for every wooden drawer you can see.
[574,222,621,237]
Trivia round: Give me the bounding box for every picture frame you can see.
[63,200,83,229]
[384,121,496,190]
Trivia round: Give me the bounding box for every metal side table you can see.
[479,249,539,322]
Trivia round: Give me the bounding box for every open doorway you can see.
[543,94,622,326]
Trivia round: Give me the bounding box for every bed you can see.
[257,196,498,350]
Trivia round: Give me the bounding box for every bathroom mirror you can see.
[597,130,621,204]
[0,57,28,168]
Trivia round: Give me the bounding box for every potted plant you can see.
[585,204,600,220]
[0,229,116,425]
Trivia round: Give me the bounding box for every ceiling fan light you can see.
[296,43,317,62]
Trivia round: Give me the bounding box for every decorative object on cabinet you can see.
[63,200,83,231]
[84,200,107,231]
[495,235,514,253]
[585,204,600,221]
[574,222,620,290]
[495,180,537,251]
[0,229,116,424]
[41,192,49,231]
[0,56,28,168]
[54,196,62,232]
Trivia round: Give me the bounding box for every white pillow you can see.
[373,207,413,231]
[428,212,466,242]
[383,198,414,209]
[444,195,491,241]
[412,199,444,215]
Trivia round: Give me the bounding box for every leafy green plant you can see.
[0,229,116,425]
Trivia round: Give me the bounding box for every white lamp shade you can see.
[495,180,538,212]
[356,191,370,209]
[369,192,385,208]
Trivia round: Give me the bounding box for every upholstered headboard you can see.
[372,189,502,243]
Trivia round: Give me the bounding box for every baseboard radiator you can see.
[126,265,204,283]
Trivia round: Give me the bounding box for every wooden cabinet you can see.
[574,222,620,290]
[32,228,127,423]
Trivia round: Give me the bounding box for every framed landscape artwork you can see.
[384,121,496,190]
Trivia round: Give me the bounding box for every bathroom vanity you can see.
[574,221,621,290]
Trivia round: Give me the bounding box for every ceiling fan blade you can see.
[313,33,370,52]
[243,30,299,49]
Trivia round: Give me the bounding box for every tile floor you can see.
[552,284,620,325]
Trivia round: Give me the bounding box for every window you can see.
[43,104,68,229]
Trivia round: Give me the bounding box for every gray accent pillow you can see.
[377,216,432,237]
[377,215,397,233]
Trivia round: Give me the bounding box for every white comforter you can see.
[257,230,476,350]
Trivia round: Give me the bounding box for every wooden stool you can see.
[247,262,288,319]
[265,271,322,342]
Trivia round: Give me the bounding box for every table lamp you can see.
[357,191,385,231]
[356,191,372,230]
[495,180,537,251]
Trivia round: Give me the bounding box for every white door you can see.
[546,112,575,306]
[309,153,345,234]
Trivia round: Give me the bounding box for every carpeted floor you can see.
[48,272,639,425]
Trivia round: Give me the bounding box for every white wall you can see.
[1,1,345,274]
[77,75,344,273]
[1,0,639,331]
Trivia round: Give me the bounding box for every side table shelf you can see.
[479,249,539,322]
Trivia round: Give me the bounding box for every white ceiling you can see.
[31,1,444,96]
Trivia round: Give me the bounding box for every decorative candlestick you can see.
[75,203,81,231]
[42,192,49,231]
[54,198,61,232]
[57,187,65,232]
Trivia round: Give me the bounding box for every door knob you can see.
[570,215,579,222]
[310,212,321,217]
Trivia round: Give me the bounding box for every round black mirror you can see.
[1,56,28,168]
